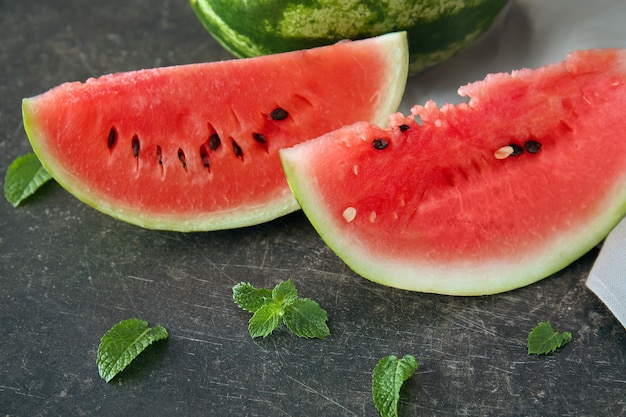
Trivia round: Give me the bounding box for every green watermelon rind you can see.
[21,32,408,232]
[190,0,509,74]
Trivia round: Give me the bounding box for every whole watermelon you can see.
[190,0,509,75]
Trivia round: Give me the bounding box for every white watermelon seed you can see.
[494,144,523,159]
[494,146,512,159]
[342,207,357,223]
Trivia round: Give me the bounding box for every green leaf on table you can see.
[283,298,330,339]
[233,279,330,339]
[372,354,418,417]
[527,321,572,355]
[232,282,272,313]
[248,300,283,338]
[96,318,169,382]
[272,279,299,305]
[4,153,52,207]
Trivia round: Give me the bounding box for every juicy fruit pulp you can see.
[22,32,408,232]
[190,0,509,75]
[280,49,626,295]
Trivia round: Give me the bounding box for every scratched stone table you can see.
[2,1,626,416]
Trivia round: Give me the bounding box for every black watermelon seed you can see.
[372,138,389,150]
[509,143,524,156]
[199,145,210,169]
[131,135,140,157]
[232,140,243,159]
[270,107,288,121]
[209,133,221,151]
[107,127,117,149]
[525,140,542,154]
[178,148,187,169]
[156,145,163,165]
[252,132,266,144]
[399,124,409,132]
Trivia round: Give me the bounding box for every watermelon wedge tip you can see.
[21,32,408,232]
[280,48,626,295]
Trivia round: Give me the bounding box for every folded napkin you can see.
[587,217,626,328]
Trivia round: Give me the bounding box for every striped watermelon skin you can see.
[190,0,509,74]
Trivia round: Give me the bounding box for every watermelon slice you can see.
[22,32,407,231]
[280,49,626,296]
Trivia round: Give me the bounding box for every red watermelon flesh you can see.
[22,32,408,231]
[280,49,626,296]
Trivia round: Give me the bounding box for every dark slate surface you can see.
[2,1,626,416]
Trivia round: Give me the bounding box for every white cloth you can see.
[587,217,626,328]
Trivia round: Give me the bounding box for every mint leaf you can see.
[4,153,52,207]
[233,280,329,339]
[272,279,298,306]
[372,354,418,417]
[232,282,272,313]
[283,298,330,339]
[527,321,572,355]
[96,318,169,382]
[248,301,282,338]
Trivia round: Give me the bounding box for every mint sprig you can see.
[4,153,52,207]
[527,321,572,355]
[96,318,169,382]
[232,282,273,312]
[372,354,418,417]
[232,280,330,339]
